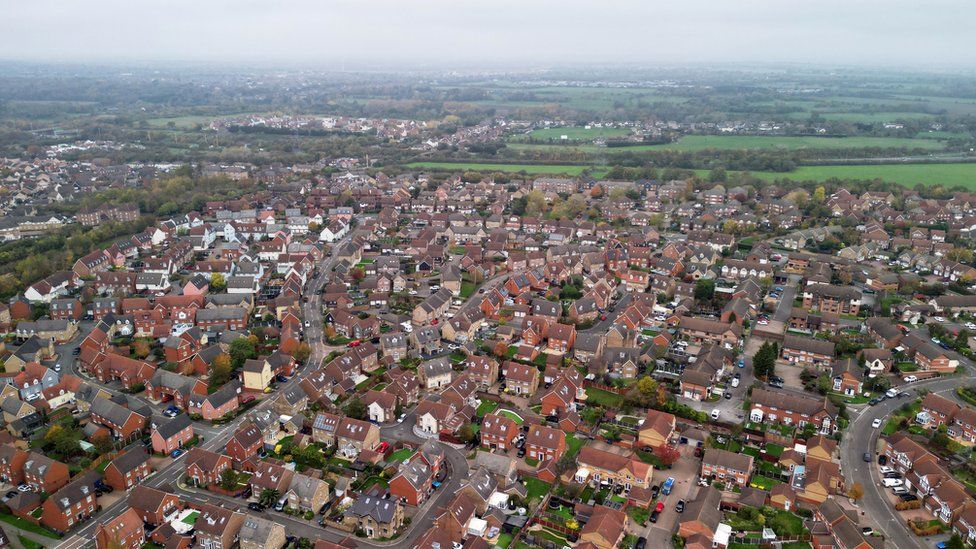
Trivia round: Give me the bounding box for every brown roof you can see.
[638,409,675,438]
[680,486,722,534]
[525,424,564,451]
[481,413,517,439]
[783,334,835,356]
[579,505,626,545]
[751,387,837,418]
[702,447,753,473]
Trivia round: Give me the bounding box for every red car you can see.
[375,442,390,453]
[347,340,361,347]
[431,318,439,325]
[654,501,665,513]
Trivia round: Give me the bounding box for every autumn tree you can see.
[132,339,151,359]
[847,482,864,502]
[210,272,227,292]
[294,342,312,364]
[229,338,256,369]
[493,341,509,359]
[653,445,681,467]
[210,353,233,387]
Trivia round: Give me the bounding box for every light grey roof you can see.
[345,494,398,524]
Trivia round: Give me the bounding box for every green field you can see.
[740,163,976,188]
[511,134,945,153]
[523,126,632,141]
[407,161,606,176]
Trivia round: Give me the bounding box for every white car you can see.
[879,466,894,475]
[881,478,903,488]
[730,377,740,388]
[892,486,908,495]
[710,409,721,421]
[903,375,918,383]
[871,418,883,429]
[934,316,946,322]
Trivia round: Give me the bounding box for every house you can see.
[150,414,194,454]
[678,487,722,542]
[184,447,232,487]
[103,448,152,490]
[882,433,938,474]
[0,445,27,485]
[637,409,676,450]
[525,424,565,462]
[41,474,98,533]
[418,357,453,389]
[335,417,380,460]
[285,473,331,513]
[481,413,518,451]
[241,358,274,391]
[312,412,342,446]
[547,323,577,353]
[576,441,653,489]
[194,503,245,549]
[578,505,628,549]
[362,390,398,424]
[389,447,442,506]
[23,452,70,493]
[240,515,287,549]
[342,495,403,539]
[90,398,147,440]
[701,448,753,487]
[781,334,835,368]
[501,361,540,396]
[830,358,863,396]
[250,461,294,497]
[95,507,145,549]
[128,485,181,526]
[676,316,741,348]
[802,284,861,315]
[225,422,264,465]
[919,393,959,428]
[415,399,456,436]
[749,387,838,434]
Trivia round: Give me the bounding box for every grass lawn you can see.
[740,162,976,189]
[460,282,477,298]
[181,510,201,525]
[18,537,44,549]
[525,477,552,503]
[525,457,540,467]
[407,161,607,177]
[0,514,60,539]
[585,387,624,408]
[764,443,785,458]
[627,506,651,525]
[476,400,500,417]
[566,435,585,459]
[388,448,416,462]
[495,533,514,548]
[749,475,782,490]
[769,510,807,536]
[498,409,524,424]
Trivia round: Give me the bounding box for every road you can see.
[839,375,965,549]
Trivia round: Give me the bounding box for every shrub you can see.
[896,500,922,511]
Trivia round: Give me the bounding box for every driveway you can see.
[640,445,700,540]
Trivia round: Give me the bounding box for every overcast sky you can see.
[2,0,974,69]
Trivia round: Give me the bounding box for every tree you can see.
[752,342,777,379]
[132,339,151,359]
[847,482,864,502]
[229,338,257,369]
[458,423,477,444]
[294,342,312,364]
[210,272,227,292]
[93,434,116,455]
[694,279,715,303]
[210,353,233,387]
[653,445,681,467]
[259,488,280,507]
[219,468,240,490]
[812,186,826,203]
[946,534,965,549]
[345,397,367,420]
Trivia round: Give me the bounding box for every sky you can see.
[2,0,975,69]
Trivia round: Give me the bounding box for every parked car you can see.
[892,486,908,495]
[170,449,184,459]
[879,466,894,475]
[881,477,903,488]
[675,500,685,513]
[248,502,265,512]
[710,409,720,421]
[731,377,740,388]
[863,452,872,462]
[903,375,918,383]
[871,418,883,429]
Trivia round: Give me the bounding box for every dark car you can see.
[248,502,265,512]
[650,485,660,499]
[868,398,879,406]
[649,510,660,523]
[724,392,732,399]
[863,452,872,462]
[675,500,685,513]
[877,455,888,465]
[635,537,647,549]
[899,493,918,502]
[517,447,526,458]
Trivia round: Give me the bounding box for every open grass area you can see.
[460,281,477,298]
[18,537,44,549]
[748,475,782,490]
[524,126,632,141]
[407,161,608,176]
[566,434,585,459]
[0,513,61,539]
[584,387,624,408]
[748,163,976,188]
[495,532,514,548]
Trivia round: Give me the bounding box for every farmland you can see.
[407,161,607,176]
[509,134,946,153]
[739,162,976,188]
[520,125,633,141]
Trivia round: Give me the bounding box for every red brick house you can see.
[23,452,70,493]
[91,353,156,389]
[701,448,753,487]
[184,448,232,488]
[480,413,518,451]
[749,388,839,435]
[225,422,264,467]
[525,424,566,462]
[41,474,98,533]
[150,414,194,454]
[547,323,577,354]
[90,398,147,441]
[95,507,145,549]
[103,448,152,490]
[0,445,27,484]
[49,298,82,321]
